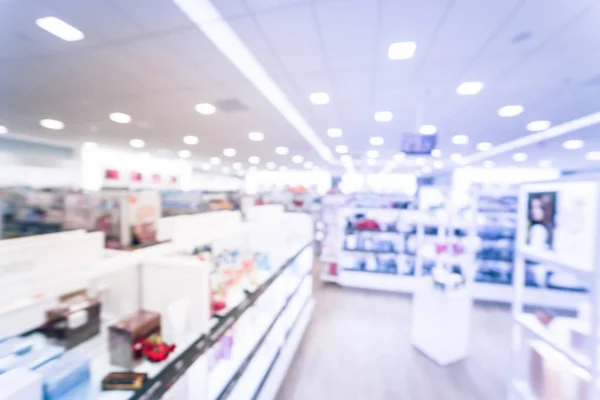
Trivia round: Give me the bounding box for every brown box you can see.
[108,310,161,368]
[45,294,101,349]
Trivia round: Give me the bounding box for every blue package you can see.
[0,338,33,359]
[0,345,64,373]
[37,353,90,400]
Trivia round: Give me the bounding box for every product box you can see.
[0,368,43,400]
[45,292,101,349]
[37,353,90,400]
[108,310,161,368]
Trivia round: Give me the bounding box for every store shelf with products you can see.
[509,177,600,400]
[0,207,314,400]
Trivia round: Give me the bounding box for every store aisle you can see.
[277,267,512,400]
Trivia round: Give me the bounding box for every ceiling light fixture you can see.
[129,139,145,149]
[431,149,441,158]
[367,150,379,158]
[513,152,528,162]
[526,120,551,132]
[327,128,343,138]
[266,162,276,170]
[456,81,484,95]
[40,119,64,130]
[483,160,495,168]
[374,111,393,122]
[275,146,289,155]
[292,155,304,164]
[248,131,264,141]
[387,41,417,60]
[370,136,384,146]
[419,125,437,135]
[0,125,6,134]
[223,148,236,157]
[109,112,131,124]
[335,145,348,154]
[309,92,330,105]
[178,150,191,159]
[586,151,600,161]
[249,156,260,165]
[183,135,199,145]
[35,17,84,42]
[562,139,584,150]
[304,161,314,169]
[195,103,217,115]
[498,105,524,117]
[210,157,221,165]
[476,142,492,151]
[452,134,469,145]
[538,160,551,168]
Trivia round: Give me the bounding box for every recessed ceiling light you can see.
[292,155,304,164]
[433,160,444,169]
[374,111,393,122]
[222,167,230,173]
[394,153,406,162]
[327,128,343,138]
[367,150,379,158]
[387,41,417,60]
[275,146,289,155]
[0,125,7,134]
[309,92,330,105]
[195,103,217,115]
[483,160,495,168]
[513,152,528,162]
[266,162,276,170]
[35,17,84,42]
[340,155,352,162]
[498,105,524,117]
[586,151,600,161]
[450,153,462,163]
[335,145,348,154]
[233,162,242,170]
[304,161,314,169]
[129,139,145,149]
[367,159,377,166]
[202,164,211,171]
[183,135,199,145]
[456,81,484,95]
[178,150,191,159]
[562,139,584,150]
[419,125,437,135]
[370,136,384,146]
[223,148,236,157]
[476,142,492,151]
[452,134,469,145]
[416,157,425,166]
[279,166,288,171]
[109,112,131,124]
[422,166,432,173]
[526,120,551,132]
[248,131,264,141]
[249,156,260,165]
[210,157,221,165]
[431,149,441,158]
[40,119,64,130]
[538,160,551,168]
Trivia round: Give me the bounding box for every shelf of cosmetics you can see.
[0,244,312,400]
[515,307,600,400]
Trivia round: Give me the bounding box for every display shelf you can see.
[341,268,404,276]
[517,246,593,282]
[341,248,399,255]
[471,281,586,308]
[338,270,416,293]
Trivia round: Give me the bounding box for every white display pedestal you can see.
[411,283,472,366]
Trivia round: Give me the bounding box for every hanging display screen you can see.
[400,133,437,155]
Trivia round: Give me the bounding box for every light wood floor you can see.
[277,269,512,400]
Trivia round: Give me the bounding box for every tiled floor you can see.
[277,270,512,400]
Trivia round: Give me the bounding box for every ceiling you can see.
[2,0,600,175]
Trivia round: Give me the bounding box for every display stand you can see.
[319,194,346,283]
[509,177,600,400]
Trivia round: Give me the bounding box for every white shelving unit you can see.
[509,177,600,400]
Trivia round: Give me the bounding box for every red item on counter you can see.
[142,336,176,363]
[354,219,381,231]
